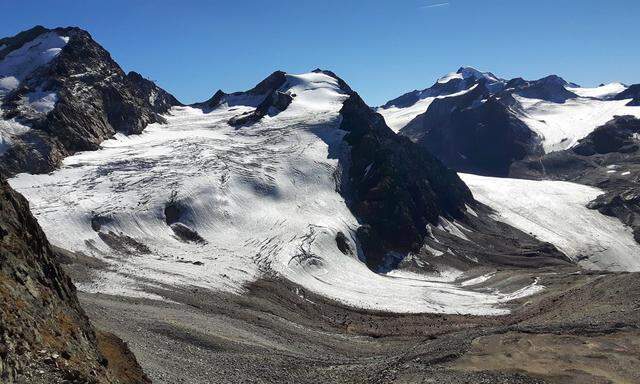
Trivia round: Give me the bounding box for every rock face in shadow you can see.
[0,26,181,176]
[328,74,474,269]
[381,69,585,176]
[404,88,539,177]
[0,178,149,383]
[615,84,640,106]
[511,115,640,243]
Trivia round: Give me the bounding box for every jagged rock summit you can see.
[0,25,181,176]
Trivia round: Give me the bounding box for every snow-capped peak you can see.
[457,66,501,83]
[437,66,502,85]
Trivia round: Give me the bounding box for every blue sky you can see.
[2,0,638,105]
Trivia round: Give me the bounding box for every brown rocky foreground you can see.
[69,260,639,384]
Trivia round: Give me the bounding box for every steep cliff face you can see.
[336,87,474,267]
[0,178,149,383]
[0,26,180,176]
[615,84,640,106]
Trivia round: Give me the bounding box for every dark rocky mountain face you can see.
[511,115,640,243]
[400,84,540,176]
[513,75,578,103]
[615,84,640,106]
[0,26,180,177]
[317,71,567,270]
[0,178,149,383]
[337,89,473,268]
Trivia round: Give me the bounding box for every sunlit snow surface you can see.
[0,31,69,95]
[567,83,627,99]
[10,73,542,315]
[461,173,640,272]
[514,94,640,153]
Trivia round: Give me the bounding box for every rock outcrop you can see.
[0,178,149,383]
[0,26,181,176]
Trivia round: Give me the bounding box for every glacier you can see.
[10,72,544,315]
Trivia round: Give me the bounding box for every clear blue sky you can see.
[2,0,638,105]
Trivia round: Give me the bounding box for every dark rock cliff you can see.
[319,71,474,269]
[0,26,181,176]
[402,86,539,177]
[0,178,149,383]
[614,84,640,106]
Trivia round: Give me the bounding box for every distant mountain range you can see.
[377,66,640,176]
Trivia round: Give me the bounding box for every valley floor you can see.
[72,263,639,384]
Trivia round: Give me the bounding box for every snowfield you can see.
[567,83,627,99]
[460,173,640,272]
[514,94,640,153]
[10,72,543,315]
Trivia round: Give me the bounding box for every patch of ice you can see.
[0,115,30,155]
[437,217,471,242]
[24,90,58,113]
[460,272,495,287]
[0,76,19,93]
[437,71,463,84]
[460,173,640,271]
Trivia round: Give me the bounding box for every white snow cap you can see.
[437,66,501,84]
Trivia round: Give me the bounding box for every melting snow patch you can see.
[0,115,30,155]
[24,90,58,113]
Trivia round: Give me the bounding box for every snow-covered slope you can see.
[567,82,627,99]
[514,95,640,153]
[460,173,640,272]
[0,30,69,155]
[10,72,543,315]
[0,31,69,95]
